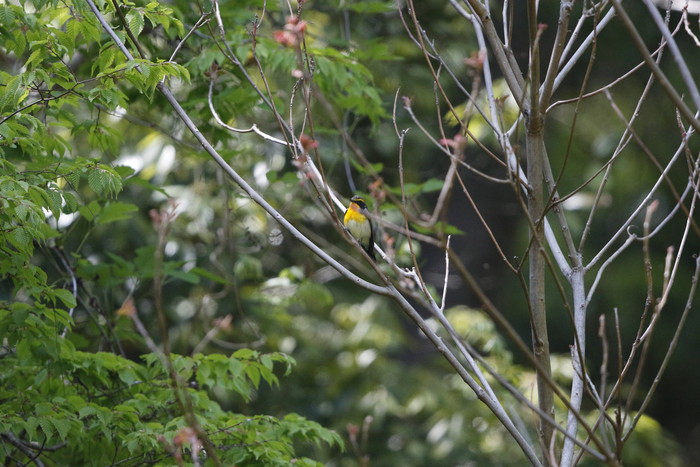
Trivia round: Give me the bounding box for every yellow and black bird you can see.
[343,195,376,261]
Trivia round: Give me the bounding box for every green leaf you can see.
[347,1,394,13]
[123,175,170,196]
[24,417,39,440]
[24,48,46,70]
[62,192,80,213]
[126,10,145,37]
[0,75,27,111]
[78,406,98,419]
[413,221,464,236]
[233,348,257,360]
[124,67,146,93]
[45,188,63,219]
[190,267,228,284]
[245,363,261,388]
[260,353,273,370]
[125,435,140,454]
[144,64,164,90]
[38,417,54,440]
[87,166,123,197]
[79,199,101,222]
[8,227,32,253]
[9,29,27,56]
[14,203,32,222]
[65,170,82,190]
[53,288,77,308]
[34,368,48,386]
[65,17,81,46]
[422,178,444,192]
[165,267,200,284]
[114,165,135,179]
[51,417,71,442]
[118,367,138,385]
[97,201,138,224]
[231,375,252,401]
[88,167,105,194]
[435,221,464,235]
[0,5,16,25]
[80,17,102,43]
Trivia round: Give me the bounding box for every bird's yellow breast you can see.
[344,203,371,244]
[343,203,366,225]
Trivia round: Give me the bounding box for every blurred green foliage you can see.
[1,0,697,465]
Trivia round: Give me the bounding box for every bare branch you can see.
[624,254,700,441]
[439,235,451,312]
[586,129,691,271]
[460,0,525,102]
[611,0,700,134]
[641,0,700,111]
[170,14,210,62]
[539,1,573,109]
[207,74,288,146]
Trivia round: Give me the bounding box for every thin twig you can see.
[439,235,451,312]
[641,0,700,111]
[1,432,49,467]
[207,75,287,146]
[611,0,700,134]
[170,14,211,62]
[454,170,517,273]
[586,132,689,271]
[623,254,700,441]
[460,0,525,100]
[402,101,509,183]
[539,1,573,109]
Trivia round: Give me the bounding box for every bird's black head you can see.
[350,195,368,210]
